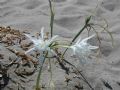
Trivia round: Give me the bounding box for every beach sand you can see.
[0,0,120,90]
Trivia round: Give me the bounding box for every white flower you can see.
[70,35,98,62]
[25,27,58,54]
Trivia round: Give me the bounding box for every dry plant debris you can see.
[0,26,38,65]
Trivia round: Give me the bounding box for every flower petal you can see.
[48,35,59,45]
[25,34,38,44]
[88,45,98,49]
[81,34,95,43]
[50,49,57,56]
[76,37,81,44]
[25,47,35,54]
[41,27,44,39]
[70,45,76,55]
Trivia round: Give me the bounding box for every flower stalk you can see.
[35,52,48,90]
[48,0,55,37]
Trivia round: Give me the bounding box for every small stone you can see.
[2,37,8,43]
[0,74,2,78]
[0,54,4,59]
[64,75,72,85]
[20,40,32,47]
[9,54,17,61]
[20,40,32,50]
[15,61,35,76]
[6,26,11,31]
[6,34,12,38]
[74,81,83,89]
[0,33,5,38]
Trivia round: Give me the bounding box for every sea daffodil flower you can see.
[25,27,58,54]
[70,35,98,62]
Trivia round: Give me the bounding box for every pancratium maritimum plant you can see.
[26,28,98,90]
[23,0,113,90]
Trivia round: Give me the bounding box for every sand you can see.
[0,0,120,90]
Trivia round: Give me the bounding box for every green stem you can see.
[48,0,55,37]
[35,52,48,90]
[48,58,52,80]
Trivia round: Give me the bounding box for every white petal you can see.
[25,34,38,44]
[50,49,57,56]
[79,58,86,64]
[88,45,98,49]
[81,34,95,43]
[41,27,44,39]
[25,47,35,54]
[76,37,81,44]
[25,34,44,46]
[70,46,76,55]
[48,35,59,45]
[51,35,59,41]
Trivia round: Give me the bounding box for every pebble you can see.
[2,37,8,43]
[9,54,17,61]
[0,74,2,78]
[15,61,35,76]
[20,40,32,50]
